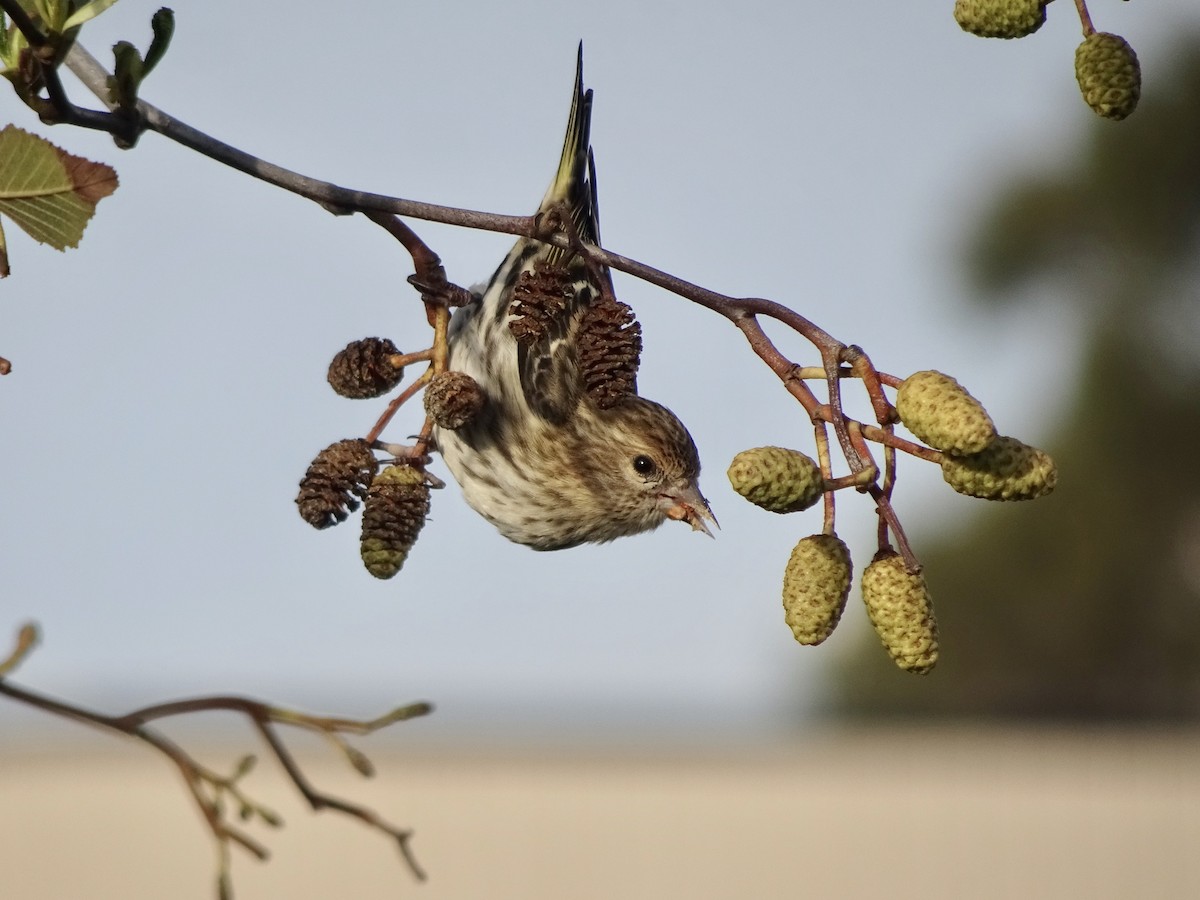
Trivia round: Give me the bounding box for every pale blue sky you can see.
[2,0,1193,743]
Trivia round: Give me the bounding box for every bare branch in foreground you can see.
[0,622,432,896]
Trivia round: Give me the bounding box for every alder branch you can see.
[0,5,987,570]
[0,622,431,897]
[0,25,929,554]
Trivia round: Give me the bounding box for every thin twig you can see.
[0,20,973,651]
[365,371,433,446]
[0,0,45,48]
[32,35,926,492]
[0,625,432,893]
[1074,0,1096,36]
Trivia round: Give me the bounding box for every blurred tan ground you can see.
[3,726,1199,900]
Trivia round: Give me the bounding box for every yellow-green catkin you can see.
[360,465,430,579]
[862,551,939,674]
[953,0,1046,39]
[782,534,853,646]
[727,447,824,514]
[1075,32,1140,120]
[939,435,1057,501]
[896,370,996,456]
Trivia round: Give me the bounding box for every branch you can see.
[0,16,1057,636]
[53,42,533,233]
[0,622,432,896]
[1,31,930,563]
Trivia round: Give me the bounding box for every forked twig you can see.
[0,623,432,895]
[0,14,935,560]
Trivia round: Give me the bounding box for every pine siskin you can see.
[435,48,714,550]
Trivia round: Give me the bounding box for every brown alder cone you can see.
[295,438,379,529]
[576,293,642,409]
[424,371,486,430]
[327,337,404,399]
[509,260,576,345]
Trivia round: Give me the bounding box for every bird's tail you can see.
[539,43,598,244]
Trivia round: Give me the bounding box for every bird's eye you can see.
[632,455,658,477]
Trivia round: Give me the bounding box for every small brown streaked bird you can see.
[435,47,714,550]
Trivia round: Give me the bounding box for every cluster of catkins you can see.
[294,337,484,579]
[727,370,1056,673]
[954,0,1141,121]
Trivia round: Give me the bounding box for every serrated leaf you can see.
[0,217,9,277]
[142,8,173,77]
[0,125,117,251]
[63,0,122,31]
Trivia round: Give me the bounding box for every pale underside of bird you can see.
[435,47,714,551]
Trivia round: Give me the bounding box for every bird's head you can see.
[586,397,716,540]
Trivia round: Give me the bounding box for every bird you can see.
[435,47,714,551]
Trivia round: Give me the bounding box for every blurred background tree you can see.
[832,36,1200,721]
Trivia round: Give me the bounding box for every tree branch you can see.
[0,622,431,895]
[41,33,923,562]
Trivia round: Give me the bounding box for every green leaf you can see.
[63,0,122,31]
[142,7,173,78]
[0,125,118,252]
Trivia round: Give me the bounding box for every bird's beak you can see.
[659,484,718,539]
